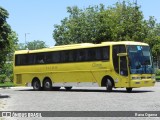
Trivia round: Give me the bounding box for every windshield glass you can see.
[127,45,154,74]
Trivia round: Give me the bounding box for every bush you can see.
[9,74,13,82]
[156,69,160,75]
[0,74,6,83]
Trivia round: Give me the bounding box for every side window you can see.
[69,51,73,62]
[87,48,96,61]
[71,50,77,62]
[95,46,110,61]
[69,50,76,62]
[36,53,45,64]
[15,54,35,65]
[45,52,52,63]
[52,52,60,63]
[28,54,35,65]
[15,55,20,65]
[61,51,69,62]
[102,47,109,60]
[77,49,86,61]
[16,54,28,65]
[95,48,101,60]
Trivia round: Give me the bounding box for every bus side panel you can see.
[52,63,96,83]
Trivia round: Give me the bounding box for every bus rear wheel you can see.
[43,79,52,91]
[65,87,72,91]
[106,79,113,92]
[126,88,132,93]
[33,80,41,91]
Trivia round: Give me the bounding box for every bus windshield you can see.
[127,45,154,74]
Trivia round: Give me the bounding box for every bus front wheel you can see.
[106,79,113,92]
[33,80,41,91]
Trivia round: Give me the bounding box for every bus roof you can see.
[102,41,148,45]
[15,41,149,54]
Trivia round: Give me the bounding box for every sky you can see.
[0,0,160,47]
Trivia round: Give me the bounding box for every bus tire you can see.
[32,79,41,91]
[43,79,52,91]
[65,87,72,91]
[106,79,113,92]
[126,88,132,93]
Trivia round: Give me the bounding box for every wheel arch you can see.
[43,77,52,87]
[31,77,41,87]
[101,75,115,87]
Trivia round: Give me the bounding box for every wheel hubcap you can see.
[45,82,50,88]
[34,81,39,89]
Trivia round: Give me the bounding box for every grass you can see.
[0,82,14,87]
[156,75,160,81]
[156,75,160,79]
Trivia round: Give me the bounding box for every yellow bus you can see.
[14,41,156,92]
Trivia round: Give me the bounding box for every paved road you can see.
[0,83,160,119]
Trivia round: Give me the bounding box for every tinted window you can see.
[87,48,96,61]
[15,46,110,66]
[102,47,109,60]
[45,53,52,63]
[78,49,87,61]
[35,53,45,64]
[52,52,60,63]
[61,51,69,62]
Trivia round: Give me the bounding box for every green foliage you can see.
[0,62,13,82]
[18,40,47,50]
[27,40,47,50]
[156,69,160,75]
[0,74,5,83]
[0,7,18,83]
[53,2,145,45]
[17,43,25,50]
[143,17,160,57]
[0,7,18,69]
[0,82,14,87]
[53,1,160,59]
[0,7,11,68]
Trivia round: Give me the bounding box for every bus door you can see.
[118,55,130,87]
[113,45,129,87]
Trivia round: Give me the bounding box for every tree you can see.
[0,7,18,68]
[142,17,160,67]
[0,7,11,68]
[53,5,107,45]
[7,31,18,61]
[17,43,26,50]
[143,16,160,57]
[18,40,47,50]
[53,1,145,45]
[0,7,18,82]
[53,1,160,61]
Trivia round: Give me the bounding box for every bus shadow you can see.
[17,88,154,93]
[59,89,154,93]
[0,94,10,99]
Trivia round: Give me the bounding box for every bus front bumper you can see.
[130,79,156,88]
